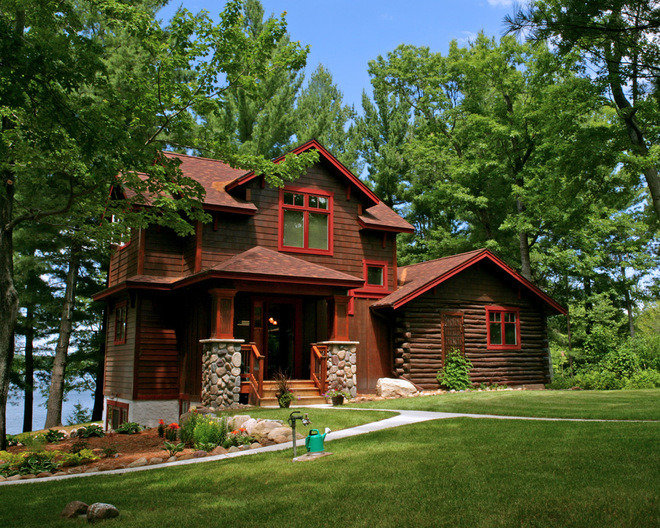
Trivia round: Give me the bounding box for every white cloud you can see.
[455,31,478,46]
[487,0,514,6]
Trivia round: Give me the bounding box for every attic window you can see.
[279,188,333,255]
[486,306,520,350]
[361,260,388,293]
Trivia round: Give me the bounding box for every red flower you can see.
[158,419,165,425]
[168,423,180,429]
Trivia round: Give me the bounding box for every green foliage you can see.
[69,440,89,454]
[18,434,45,451]
[622,369,660,389]
[66,403,93,426]
[224,428,254,448]
[76,424,104,438]
[603,349,641,378]
[0,451,60,477]
[162,442,185,458]
[60,449,99,467]
[436,349,473,391]
[116,422,141,435]
[42,429,66,443]
[620,333,660,371]
[179,412,201,446]
[192,417,228,449]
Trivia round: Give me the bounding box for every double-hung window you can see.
[486,306,520,350]
[361,260,388,293]
[279,188,333,255]
[114,302,128,345]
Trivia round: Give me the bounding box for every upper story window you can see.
[361,260,388,293]
[279,188,333,255]
[114,302,128,344]
[486,306,520,350]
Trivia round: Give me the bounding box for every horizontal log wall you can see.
[394,265,550,389]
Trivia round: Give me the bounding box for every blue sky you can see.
[159,0,519,111]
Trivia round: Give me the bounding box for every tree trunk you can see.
[0,167,19,450]
[92,309,106,422]
[622,267,635,339]
[22,305,34,432]
[517,198,533,281]
[44,246,81,429]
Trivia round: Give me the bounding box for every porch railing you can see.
[241,343,264,405]
[311,344,328,394]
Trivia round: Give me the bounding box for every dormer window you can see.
[279,187,333,255]
[361,260,388,293]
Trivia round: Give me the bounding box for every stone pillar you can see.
[319,341,359,398]
[199,339,244,409]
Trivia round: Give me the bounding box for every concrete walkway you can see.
[0,407,652,487]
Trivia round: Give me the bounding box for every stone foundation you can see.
[200,339,244,408]
[319,341,359,398]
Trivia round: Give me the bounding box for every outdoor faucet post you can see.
[288,411,311,458]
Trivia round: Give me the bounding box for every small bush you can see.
[193,417,228,449]
[60,449,99,467]
[42,429,66,443]
[603,349,640,379]
[116,421,141,434]
[180,412,201,446]
[77,424,105,438]
[436,349,473,391]
[546,373,577,390]
[622,369,660,389]
[1,451,61,477]
[69,440,89,454]
[573,369,624,390]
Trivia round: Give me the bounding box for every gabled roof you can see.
[359,202,414,233]
[162,152,257,214]
[372,249,567,315]
[226,139,382,205]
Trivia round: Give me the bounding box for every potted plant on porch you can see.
[275,371,296,408]
[324,383,351,406]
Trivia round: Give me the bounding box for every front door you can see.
[252,298,303,379]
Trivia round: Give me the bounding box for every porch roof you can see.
[175,246,365,289]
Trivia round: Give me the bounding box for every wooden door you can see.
[441,313,465,364]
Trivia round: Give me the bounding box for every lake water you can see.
[6,390,95,434]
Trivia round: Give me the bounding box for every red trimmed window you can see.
[486,306,520,350]
[362,260,388,292]
[279,188,333,255]
[106,400,129,430]
[114,302,127,344]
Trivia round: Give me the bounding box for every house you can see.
[94,140,566,429]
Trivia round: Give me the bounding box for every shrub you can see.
[116,421,141,434]
[546,373,577,390]
[165,423,180,441]
[1,451,61,476]
[77,424,105,438]
[621,334,660,371]
[193,417,228,449]
[603,349,640,379]
[224,428,254,448]
[42,429,66,443]
[180,412,201,446]
[436,349,473,391]
[69,440,89,454]
[622,369,660,389]
[60,449,99,467]
[573,369,624,390]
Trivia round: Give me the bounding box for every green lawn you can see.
[348,388,660,420]
[1,418,657,527]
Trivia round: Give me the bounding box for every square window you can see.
[279,188,332,255]
[486,307,520,349]
[367,266,384,286]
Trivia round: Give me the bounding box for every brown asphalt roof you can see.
[372,249,566,315]
[359,202,414,233]
[205,246,364,287]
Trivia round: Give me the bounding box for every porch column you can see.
[209,288,237,339]
[199,339,244,409]
[319,341,359,398]
[330,295,350,341]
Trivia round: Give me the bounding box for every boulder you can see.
[229,415,251,430]
[376,378,418,398]
[210,446,228,456]
[60,501,89,518]
[193,450,207,458]
[148,457,164,465]
[267,427,304,444]
[127,457,148,468]
[86,503,119,523]
[241,418,258,435]
[250,420,282,439]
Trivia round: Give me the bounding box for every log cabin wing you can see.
[372,249,567,388]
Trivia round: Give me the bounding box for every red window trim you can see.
[485,305,521,350]
[114,301,128,345]
[105,399,129,430]
[358,259,389,293]
[278,187,334,256]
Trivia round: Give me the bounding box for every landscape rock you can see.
[36,472,52,478]
[267,427,303,444]
[376,377,418,398]
[148,457,164,465]
[241,418,258,435]
[84,467,100,473]
[210,446,228,456]
[177,454,193,461]
[227,446,239,453]
[127,457,148,468]
[250,420,282,439]
[0,476,6,482]
[229,415,251,430]
[250,442,261,449]
[167,456,177,463]
[60,501,89,518]
[5,475,21,481]
[192,450,207,458]
[53,472,67,477]
[21,474,36,479]
[67,467,83,474]
[86,503,119,523]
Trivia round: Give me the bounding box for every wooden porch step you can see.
[259,396,329,406]
[257,380,327,406]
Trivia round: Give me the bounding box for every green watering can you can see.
[305,428,329,453]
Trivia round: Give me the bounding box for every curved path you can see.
[0,407,651,487]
